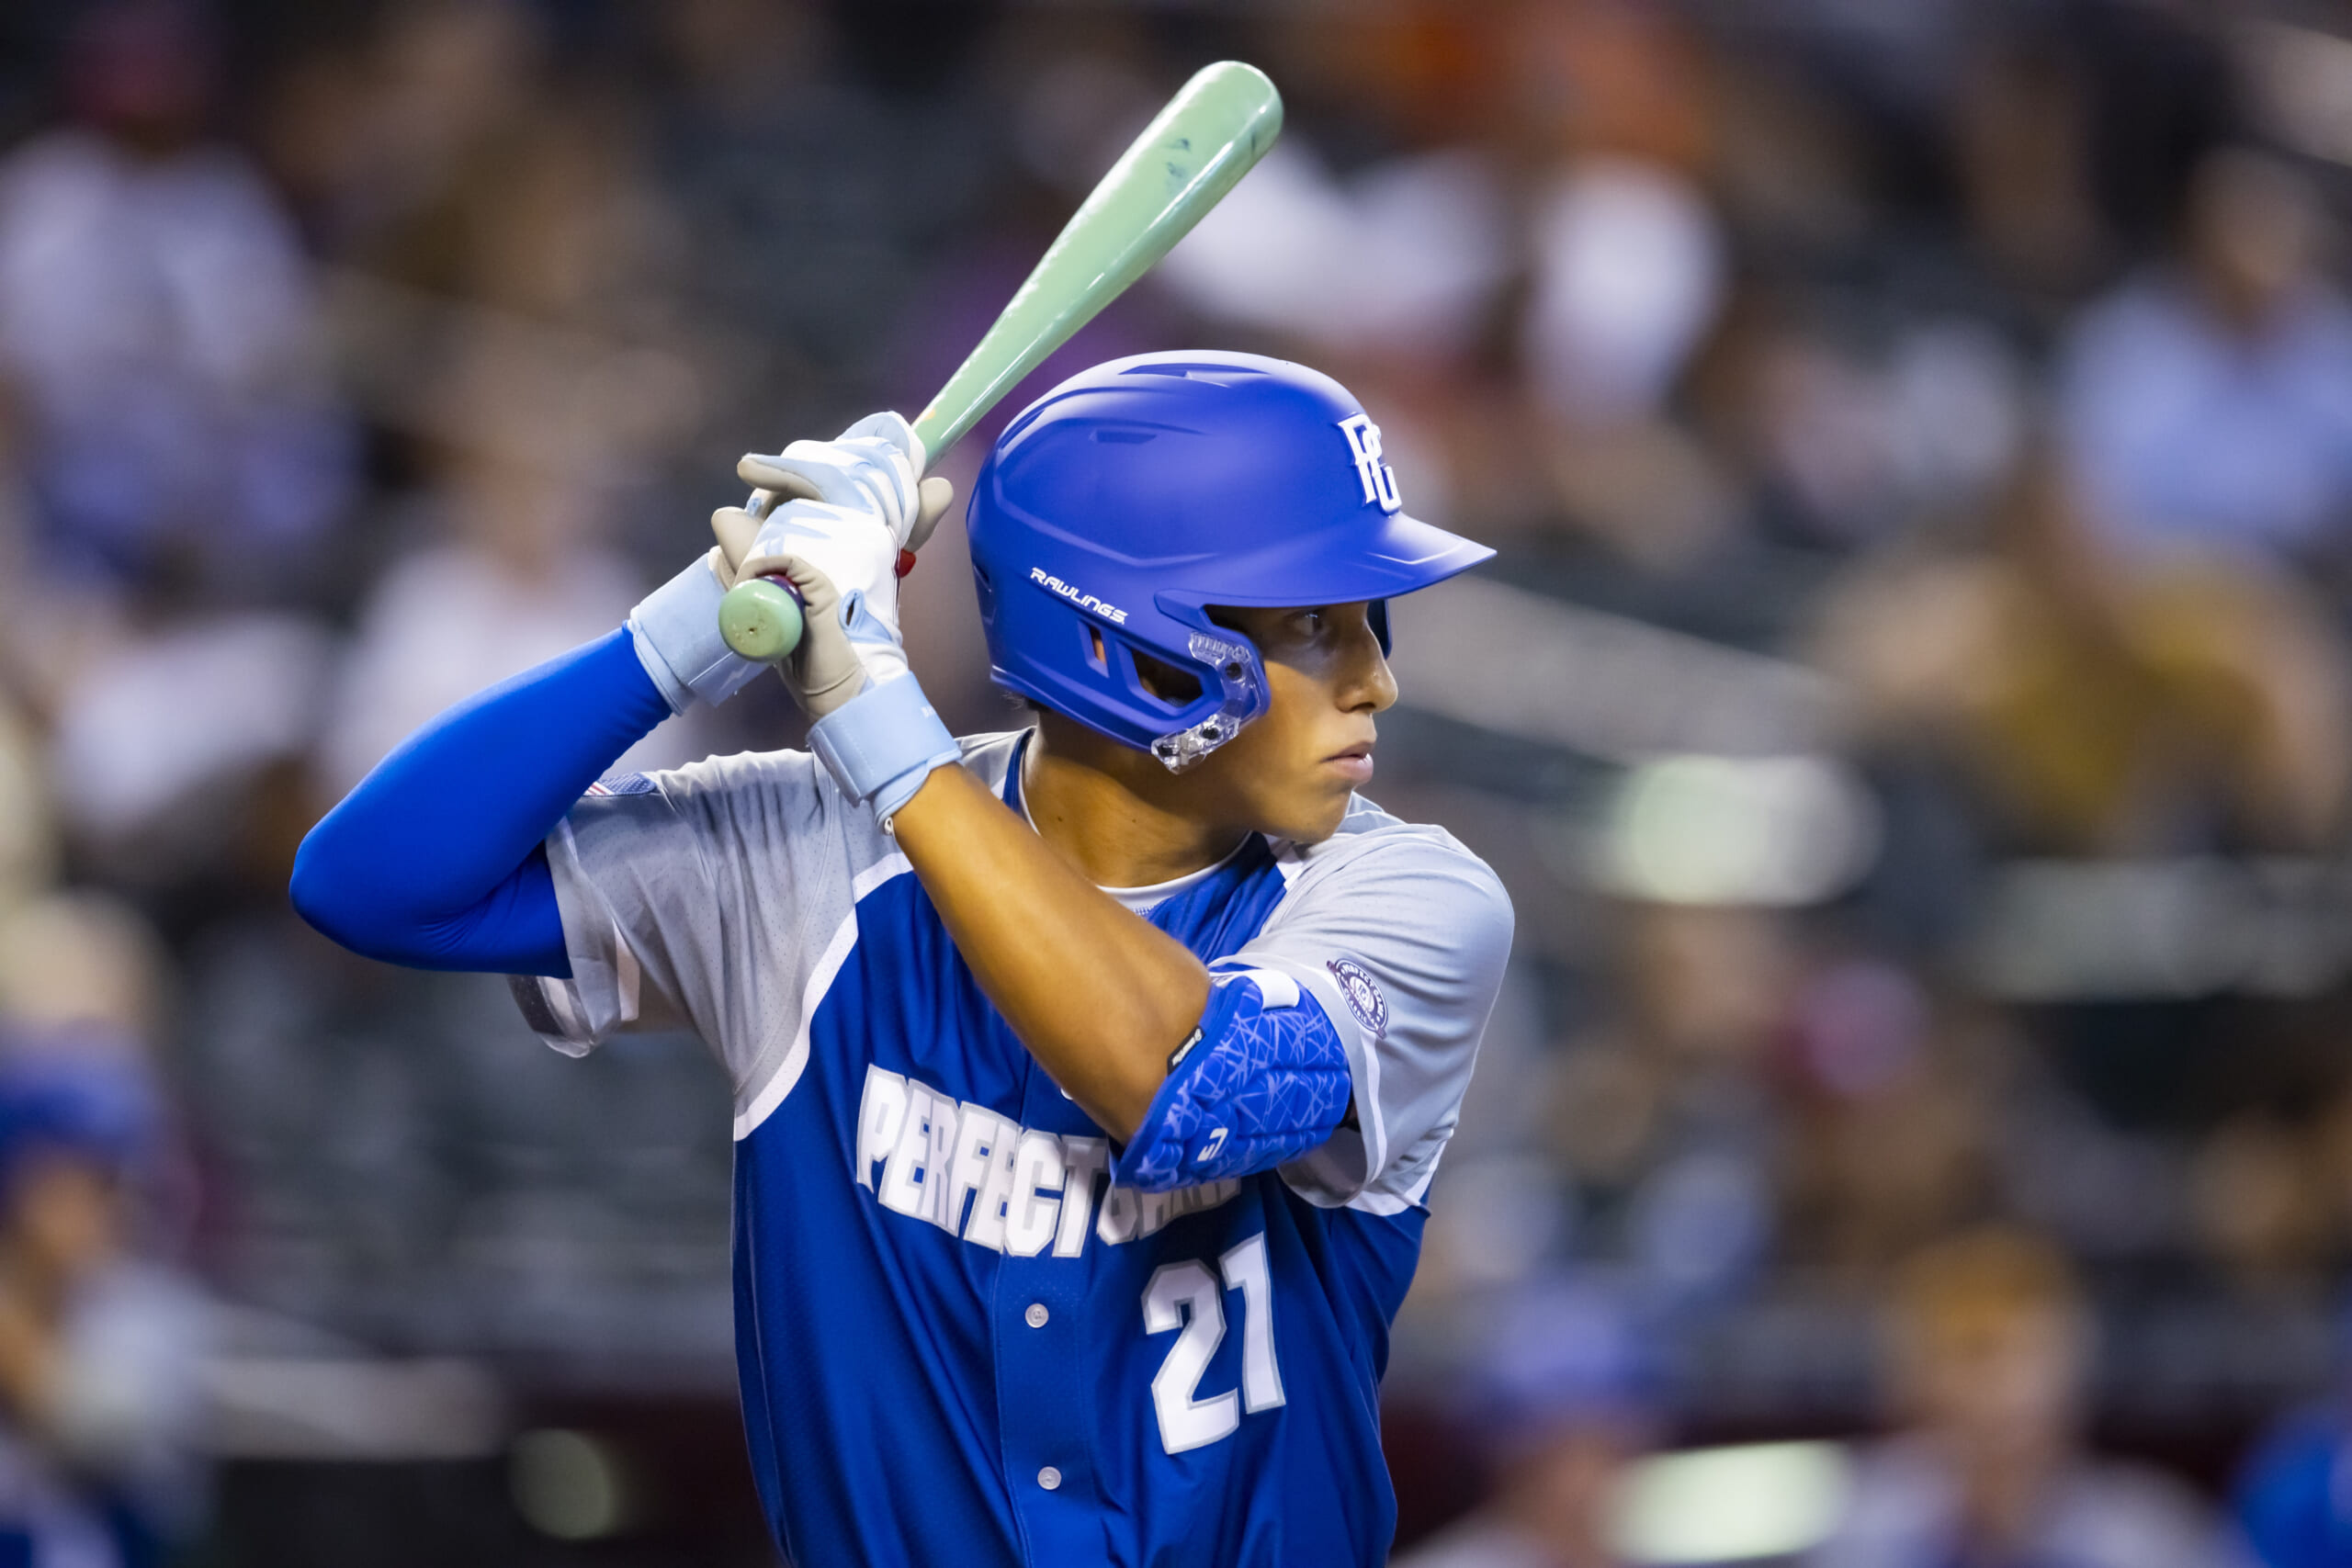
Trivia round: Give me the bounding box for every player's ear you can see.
[909,477,956,550]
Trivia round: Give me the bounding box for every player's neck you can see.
[1021,715,1252,889]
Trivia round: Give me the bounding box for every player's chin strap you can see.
[808,672,962,828]
[1114,968,1353,1191]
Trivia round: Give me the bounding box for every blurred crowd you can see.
[3,0,2352,1562]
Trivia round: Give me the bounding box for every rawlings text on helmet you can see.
[1029,568,1130,625]
[1338,414,1402,513]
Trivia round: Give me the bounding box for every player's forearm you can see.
[292,627,671,973]
[891,764,1207,1139]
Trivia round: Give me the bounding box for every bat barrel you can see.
[719,60,1282,664]
[908,61,1282,463]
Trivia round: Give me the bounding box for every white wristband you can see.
[627,554,768,712]
[807,673,961,825]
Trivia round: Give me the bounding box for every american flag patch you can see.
[584,773,658,797]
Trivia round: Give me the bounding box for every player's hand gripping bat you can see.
[715,60,1283,662]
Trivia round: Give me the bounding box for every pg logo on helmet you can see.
[1338,414,1402,514]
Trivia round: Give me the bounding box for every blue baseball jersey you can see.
[511,731,1512,1565]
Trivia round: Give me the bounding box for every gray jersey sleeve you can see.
[511,739,1024,1130]
[512,748,866,1095]
[1225,806,1514,1213]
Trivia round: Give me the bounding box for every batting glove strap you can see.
[628,554,767,712]
[1114,969,1353,1192]
[807,672,960,826]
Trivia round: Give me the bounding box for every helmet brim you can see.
[1152,510,1494,614]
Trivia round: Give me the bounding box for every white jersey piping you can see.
[732,852,913,1140]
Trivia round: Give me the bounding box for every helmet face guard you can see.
[967,352,1493,769]
[1143,623,1265,773]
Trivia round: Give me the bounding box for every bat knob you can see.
[718,575,807,662]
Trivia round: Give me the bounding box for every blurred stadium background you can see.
[3,0,2352,1563]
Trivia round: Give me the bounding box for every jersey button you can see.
[1024,1303,1050,1328]
[1037,1467,1062,1492]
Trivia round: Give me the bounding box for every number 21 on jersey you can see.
[1142,1232,1284,1454]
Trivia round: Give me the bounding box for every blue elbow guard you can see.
[1114,970,1353,1192]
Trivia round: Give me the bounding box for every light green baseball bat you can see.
[718,60,1283,662]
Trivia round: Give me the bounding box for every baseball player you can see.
[293,351,1513,1565]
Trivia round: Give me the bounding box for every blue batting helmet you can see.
[965,351,1493,769]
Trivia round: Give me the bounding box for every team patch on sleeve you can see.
[584,772,659,797]
[1326,958,1389,1041]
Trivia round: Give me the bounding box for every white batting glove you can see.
[711,413,965,821]
[711,502,899,719]
[753,412,950,551]
[708,413,956,720]
[628,413,952,716]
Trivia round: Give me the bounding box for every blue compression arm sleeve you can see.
[1113,972,1354,1191]
[290,628,673,976]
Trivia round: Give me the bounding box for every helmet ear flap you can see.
[1370,600,1391,656]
